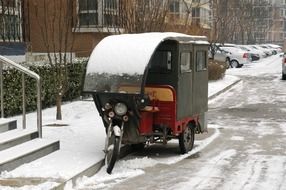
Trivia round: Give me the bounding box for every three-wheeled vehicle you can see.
[83,32,209,174]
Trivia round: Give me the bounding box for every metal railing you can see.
[0,56,42,138]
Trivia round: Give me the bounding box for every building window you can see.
[103,0,118,26]
[180,52,192,73]
[169,0,180,13]
[78,0,119,28]
[78,0,98,26]
[196,51,207,71]
[0,0,22,42]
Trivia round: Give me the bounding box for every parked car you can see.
[250,45,272,57]
[260,45,277,55]
[282,53,286,80]
[219,46,251,68]
[244,45,267,58]
[266,44,283,53]
[211,48,231,66]
[237,45,260,61]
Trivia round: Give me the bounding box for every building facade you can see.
[21,0,212,58]
[266,0,286,46]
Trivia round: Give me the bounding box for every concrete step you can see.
[0,138,60,172]
[0,118,17,133]
[0,129,39,151]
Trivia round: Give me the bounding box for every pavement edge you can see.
[208,78,242,100]
[53,145,133,190]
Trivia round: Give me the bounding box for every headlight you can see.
[104,102,112,110]
[114,103,127,116]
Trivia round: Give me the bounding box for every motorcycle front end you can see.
[103,102,128,174]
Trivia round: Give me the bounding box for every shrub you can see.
[208,59,227,81]
[1,59,87,117]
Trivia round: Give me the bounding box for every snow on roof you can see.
[86,32,208,75]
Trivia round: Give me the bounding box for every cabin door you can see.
[177,44,193,120]
[192,45,208,114]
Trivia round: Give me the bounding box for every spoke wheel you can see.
[179,124,195,154]
[105,135,120,174]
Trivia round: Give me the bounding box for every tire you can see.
[106,136,120,174]
[230,60,239,68]
[282,73,286,80]
[179,123,195,154]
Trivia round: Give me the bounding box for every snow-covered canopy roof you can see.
[86,32,208,76]
[83,32,208,93]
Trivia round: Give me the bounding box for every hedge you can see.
[2,59,87,117]
[2,58,226,117]
[208,59,227,81]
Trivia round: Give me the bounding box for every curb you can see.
[208,78,242,100]
[53,145,133,190]
[53,77,242,190]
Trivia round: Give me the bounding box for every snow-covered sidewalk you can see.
[0,73,241,190]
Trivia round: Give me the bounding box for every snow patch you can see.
[230,136,244,141]
[170,149,237,190]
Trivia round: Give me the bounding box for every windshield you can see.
[84,72,143,94]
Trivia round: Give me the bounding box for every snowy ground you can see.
[0,54,282,190]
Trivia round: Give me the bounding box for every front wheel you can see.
[179,124,195,154]
[105,135,120,174]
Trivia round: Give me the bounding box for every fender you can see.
[113,125,121,137]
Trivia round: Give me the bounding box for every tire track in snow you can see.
[220,155,286,190]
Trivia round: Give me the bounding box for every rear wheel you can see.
[230,60,239,68]
[105,135,120,174]
[179,123,195,154]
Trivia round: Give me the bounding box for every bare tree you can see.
[211,0,273,44]
[32,0,77,120]
[118,0,170,33]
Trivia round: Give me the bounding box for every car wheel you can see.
[230,60,239,68]
[282,73,286,80]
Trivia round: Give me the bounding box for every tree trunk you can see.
[56,93,62,120]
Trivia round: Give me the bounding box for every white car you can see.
[250,45,272,57]
[219,46,251,68]
[237,45,260,61]
[212,48,229,62]
[244,45,267,58]
[266,44,283,54]
[282,53,286,80]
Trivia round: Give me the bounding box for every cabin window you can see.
[196,51,207,71]
[180,52,192,73]
[149,51,172,72]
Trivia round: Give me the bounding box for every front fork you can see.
[104,120,125,154]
